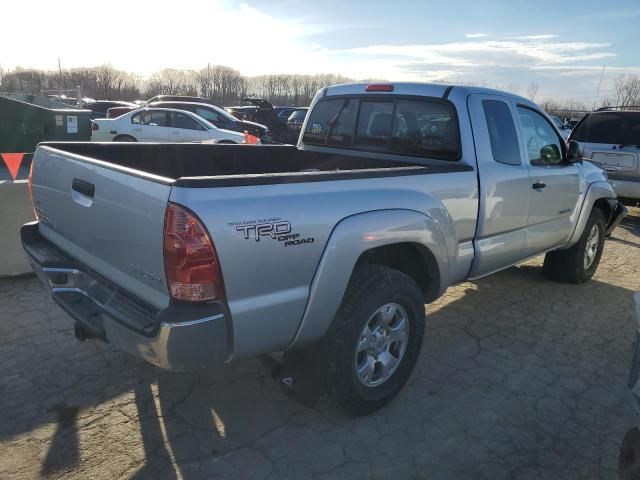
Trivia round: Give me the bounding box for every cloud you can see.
[346,39,615,68]
[465,33,486,38]
[511,34,558,40]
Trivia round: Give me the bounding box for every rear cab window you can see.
[572,112,640,145]
[303,96,461,161]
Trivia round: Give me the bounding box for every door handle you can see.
[72,178,95,198]
[171,131,180,135]
[532,181,546,190]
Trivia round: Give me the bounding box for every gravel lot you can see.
[1,208,639,480]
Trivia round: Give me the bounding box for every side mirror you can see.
[540,144,562,163]
[566,140,584,163]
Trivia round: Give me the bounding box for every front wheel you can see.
[542,208,606,283]
[320,264,426,414]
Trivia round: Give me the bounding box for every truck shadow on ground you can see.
[610,210,640,248]
[1,242,637,478]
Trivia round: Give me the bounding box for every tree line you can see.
[0,64,352,106]
[1,64,639,114]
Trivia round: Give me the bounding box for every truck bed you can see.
[40,142,470,187]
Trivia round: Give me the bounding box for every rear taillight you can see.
[163,202,225,302]
[91,121,99,131]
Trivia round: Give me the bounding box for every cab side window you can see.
[517,107,564,166]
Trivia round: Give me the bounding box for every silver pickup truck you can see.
[22,82,626,414]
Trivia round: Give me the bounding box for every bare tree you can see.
[0,65,355,105]
[614,74,640,108]
[527,82,539,101]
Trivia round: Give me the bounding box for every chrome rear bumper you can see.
[21,221,232,371]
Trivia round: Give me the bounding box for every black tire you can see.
[319,264,426,415]
[113,135,136,142]
[542,208,606,283]
[217,140,236,144]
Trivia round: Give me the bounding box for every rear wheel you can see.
[320,264,426,414]
[542,208,606,283]
[113,135,136,142]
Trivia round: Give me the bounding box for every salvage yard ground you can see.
[1,207,640,480]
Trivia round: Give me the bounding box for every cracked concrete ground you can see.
[1,208,639,480]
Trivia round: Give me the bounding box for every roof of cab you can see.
[323,82,534,107]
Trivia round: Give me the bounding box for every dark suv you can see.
[570,107,640,202]
[150,101,271,142]
[84,100,137,120]
[286,108,308,143]
[226,98,303,142]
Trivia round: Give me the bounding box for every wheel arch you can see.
[356,242,441,303]
[565,180,617,247]
[113,134,137,142]
[287,209,449,349]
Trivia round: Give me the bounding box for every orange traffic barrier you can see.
[243,131,259,144]
[1,153,25,180]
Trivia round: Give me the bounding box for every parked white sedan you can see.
[91,107,249,143]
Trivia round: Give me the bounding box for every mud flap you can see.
[279,346,329,408]
[605,200,628,236]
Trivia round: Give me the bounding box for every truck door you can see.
[516,106,581,254]
[467,94,531,278]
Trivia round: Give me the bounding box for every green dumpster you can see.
[0,94,91,180]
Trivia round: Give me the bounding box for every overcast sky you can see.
[3,0,639,102]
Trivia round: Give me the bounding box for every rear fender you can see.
[287,209,450,348]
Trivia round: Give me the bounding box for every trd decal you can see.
[230,219,314,246]
[235,221,291,241]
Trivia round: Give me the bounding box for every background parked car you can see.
[84,100,138,120]
[550,115,572,141]
[144,95,216,106]
[569,106,640,203]
[567,118,580,130]
[106,95,217,119]
[286,108,308,143]
[150,101,271,142]
[226,98,305,142]
[91,108,247,144]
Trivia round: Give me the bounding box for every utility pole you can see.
[58,57,63,97]
[592,65,605,111]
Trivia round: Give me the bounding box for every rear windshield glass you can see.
[303,96,460,161]
[572,112,640,145]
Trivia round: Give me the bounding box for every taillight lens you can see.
[163,202,225,302]
[91,121,99,131]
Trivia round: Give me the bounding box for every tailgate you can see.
[30,146,172,310]
[589,149,639,176]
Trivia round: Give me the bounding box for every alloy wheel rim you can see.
[354,302,409,387]
[584,224,600,270]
